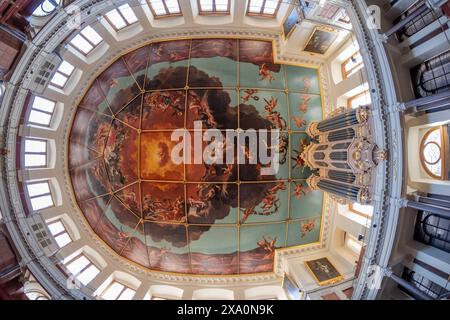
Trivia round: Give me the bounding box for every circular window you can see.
[33,0,61,17]
[420,128,443,179]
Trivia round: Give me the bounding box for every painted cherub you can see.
[294,116,307,128]
[257,236,278,259]
[300,219,316,238]
[303,76,312,93]
[259,63,274,83]
[242,89,259,103]
[298,94,312,113]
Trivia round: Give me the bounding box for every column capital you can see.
[389,102,406,113]
[391,197,408,208]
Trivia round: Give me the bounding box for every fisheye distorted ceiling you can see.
[69,38,325,275]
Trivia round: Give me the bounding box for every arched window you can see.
[420,127,446,179]
[32,0,61,17]
[413,50,450,97]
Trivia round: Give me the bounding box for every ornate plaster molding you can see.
[0,0,333,295]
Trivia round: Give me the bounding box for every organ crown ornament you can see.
[301,105,386,205]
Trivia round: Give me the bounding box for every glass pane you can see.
[55,233,72,248]
[345,233,362,254]
[33,97,55,113]
[352,203,373,216]
[27,182,50,197]
[77,265,100,285]
[29,110,52,126]
[200,0,213,11]
[263,0,279,14]
[25,154,46,167]
[150,0,167,15]
[25,139,46,153]
[48,221,65,235]
[424,142,441,164]
[102,282,125,300]
[81,26,103,45]
[249,0,263,13]
[216,0,228,11]
[67,256,90,275]
[50,72,68,87]
[425,129,441,145]
[58,61,75,76]
[165,0,180,13]
[30,195,54,211]
[350,92,371,109]
[118,288,136,300]
[106,9,127,29]
[70,34,94,54]
[119,4,138,24]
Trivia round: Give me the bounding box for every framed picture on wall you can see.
[282,273,303,300]
[283,6,301,40]
[303,26,339,55]
[304,257,344,286]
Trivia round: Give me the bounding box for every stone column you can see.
[404,91,450,114]
[384,268,433,300]
[406,200,450,219]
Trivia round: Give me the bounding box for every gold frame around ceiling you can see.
[63,36,329,278]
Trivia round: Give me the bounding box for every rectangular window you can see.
[28,96,56,127]
[349,203,373,218]
[101,281,136,300]
[69,26,103,55]
[105,4,138,30]
[65,255,100,286]
[342,51,364,79]
[47,220,72,248]
[347,90,371,109]
[24,138,47,168]
[26,181,54,211]
[198,0,230,14]
[147,0,182,17]
[344,232,363,255]
[247,0,281,17]
[50,60,75,88]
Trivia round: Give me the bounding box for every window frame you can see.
[341,51,363,79]
[65,254,101,286]
[69,27,103,56]
[32,0,61,17]
[26,181,54,212]
[344,232,363,255]
[349,203,373,219]
[23,138,48,169]
[420,126,447,180]
[197,0,231,15]
[27,96,56,128]
[347,90,371,109]
[100,281,136,300]
[104,4,139,32]
[50,61,75,89]
[246,0,282,18]
[147,0,183,19]
[47,219,73,248]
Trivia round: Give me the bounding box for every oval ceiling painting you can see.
[69,38,325,275]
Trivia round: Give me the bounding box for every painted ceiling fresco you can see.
[69,39,324,275]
